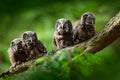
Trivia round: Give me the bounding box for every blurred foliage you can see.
[2,47,120,80]
[0,0,120,80]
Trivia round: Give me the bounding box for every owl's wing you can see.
[53,36,57,46]
[73,28,78,42]
[37,40,47,53]
[8,48,16,66]
[53,32,57,46]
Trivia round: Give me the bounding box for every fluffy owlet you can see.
[53,18,74,49]
[73,12,95,44]
[8,38,27,68]
[22,31,47,59]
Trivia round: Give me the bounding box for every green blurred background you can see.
[0,0,120,79]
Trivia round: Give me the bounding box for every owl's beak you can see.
[28,37,34,45]
[61,23,64,28]
[13,45,18,52]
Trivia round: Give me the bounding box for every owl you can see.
[22,31,47,59]
[8,38,27,68]
[73,12,95,44]
[53,18,74,49]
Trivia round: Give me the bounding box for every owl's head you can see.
[55,18,72,35]
[10,38,23,52]
[22,31,38,49]
[81,12,95,28]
